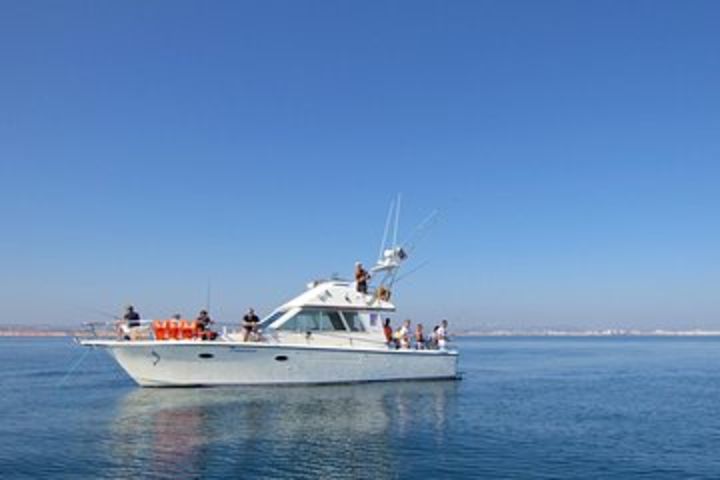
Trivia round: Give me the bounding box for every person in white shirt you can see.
[394,319,411,349]
[430,325,440,349]
[436,319,449,349]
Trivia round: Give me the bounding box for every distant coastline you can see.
[3,326,720,338]
[455,329,720,337]
[0,331,74,337]
[0,326,92,337]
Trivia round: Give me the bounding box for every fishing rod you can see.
[393,260,430,285]
[75,306,121,320]
[401,208,441,254]
[206,278,212,313]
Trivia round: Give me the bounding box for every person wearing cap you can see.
[355,262,370,294]
[242,308,260,342]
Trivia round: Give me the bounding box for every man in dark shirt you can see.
[196,309,216,340]
[196,310,212,330]
[124,305,141,328]
[243,308,260,342]
[119,305,141,340]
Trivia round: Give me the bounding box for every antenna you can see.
[205,278,212,313]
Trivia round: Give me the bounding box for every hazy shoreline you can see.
[3,327,720,338]
[456,330,720,337]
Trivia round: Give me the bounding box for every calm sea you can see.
[2,336,720,479]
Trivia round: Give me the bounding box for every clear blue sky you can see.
[2,1,719,330]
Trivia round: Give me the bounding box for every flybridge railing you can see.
[79,319,153,340]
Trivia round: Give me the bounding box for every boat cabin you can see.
[228,280,396,349]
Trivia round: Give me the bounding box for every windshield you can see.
[259,310,286,329]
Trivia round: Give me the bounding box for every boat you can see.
[80,203,460,387]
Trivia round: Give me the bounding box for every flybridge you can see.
[279,281,396,312]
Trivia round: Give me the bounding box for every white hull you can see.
[88,341,460,387]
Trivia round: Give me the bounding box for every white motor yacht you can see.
[81,206,459,387]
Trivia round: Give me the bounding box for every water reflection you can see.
[107,381,459,479]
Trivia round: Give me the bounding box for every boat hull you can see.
[88,341,460,387]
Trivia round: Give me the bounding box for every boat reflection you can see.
[107,381,459,478]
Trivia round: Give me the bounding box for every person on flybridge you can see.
[354,262,370,294]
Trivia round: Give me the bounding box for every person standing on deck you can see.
[395,319,411,349]
[415,323,426,349]
[242,308,260,342]
[383,318,394,346]
[429,325,440,349]
[355,262,370,294]
[437,319,449,349]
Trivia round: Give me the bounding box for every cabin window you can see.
[342,311,365,332]
[278,312,313,332]
[277,310,347,332]
[296,311,321,331]
[319,311,346,331]
[279,315,299,331]
[260,310,286,329]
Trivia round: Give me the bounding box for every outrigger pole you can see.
[393,193,401,247]
[379,197,396,260]
[371,195,441,294]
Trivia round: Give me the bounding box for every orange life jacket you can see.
[179,320,194,339]
[153,320,168,340]
[166,320,180,340]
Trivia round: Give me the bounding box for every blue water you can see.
[2,337,720,479]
